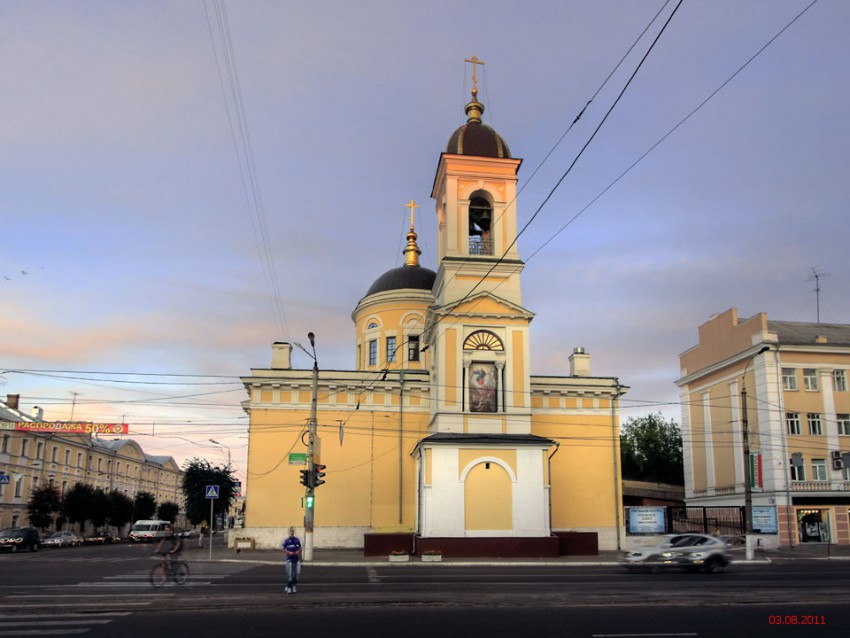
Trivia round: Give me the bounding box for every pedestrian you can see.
[281,526,302,594]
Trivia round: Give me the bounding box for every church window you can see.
[368,339,377,366]
[468,196,493,255]
[386,336,397,363]
[408,335,420,362]
[463,330,503,351]
[367,322,378,329]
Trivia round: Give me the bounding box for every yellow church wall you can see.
[245,402,430,532]
[464,462,513,530]
[511,331,526,408]
[532,413,620,528]
[458,449,516,476]
[687,390,709,492]
[445,329,458,405]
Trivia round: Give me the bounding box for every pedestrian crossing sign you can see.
[0,475,10,485]
[205,485,220,499]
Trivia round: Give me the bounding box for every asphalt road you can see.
[1,541,848,637]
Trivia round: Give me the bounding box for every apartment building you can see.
[677,309,850,548]
[0,394,184,531]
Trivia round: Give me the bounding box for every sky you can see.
[2,0,848,487]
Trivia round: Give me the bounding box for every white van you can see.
[129,520,171,542]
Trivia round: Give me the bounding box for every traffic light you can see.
[299,469,310,487]
[313,464,327,488]
[305,494,315,509]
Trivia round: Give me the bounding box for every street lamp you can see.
[209,439,231,468]
[295,332,319,562]
[741,345,770,561]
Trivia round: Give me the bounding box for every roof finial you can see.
[403,199,421,267]
[464,55,485,123]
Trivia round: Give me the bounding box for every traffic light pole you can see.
[304,336,319,562]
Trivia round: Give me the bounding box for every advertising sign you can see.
[2,421,129,435]
[628,506,667,534]
[752,505,778,534]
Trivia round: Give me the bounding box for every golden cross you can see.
[405,199,419,230]
[464,55,485,92]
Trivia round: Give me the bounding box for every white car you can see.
[622,533,731,573]
[43,530,83,548]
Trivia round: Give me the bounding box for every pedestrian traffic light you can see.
[305,494,314,509]
[313,464,326,488]
[299,469,310,487]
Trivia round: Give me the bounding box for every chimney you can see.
[5,394,20,410]
[32,406,44,420]
[569,347,591,377]
[271,342,292,369]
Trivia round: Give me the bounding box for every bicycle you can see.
[150,554,190,588]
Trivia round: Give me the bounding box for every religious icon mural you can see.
[469,363,497,412]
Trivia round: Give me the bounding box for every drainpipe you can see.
[398,371,404,525]
[547,441,560,535]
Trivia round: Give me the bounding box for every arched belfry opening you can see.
[468,196,493,255]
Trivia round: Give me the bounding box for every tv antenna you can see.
[807,267,830,324]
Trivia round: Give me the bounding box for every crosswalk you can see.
[0,562,258,635]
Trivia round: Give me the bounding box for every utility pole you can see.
[741,345,770,561]
[305,332,318,562]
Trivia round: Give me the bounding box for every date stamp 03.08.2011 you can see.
[768,615,826,626]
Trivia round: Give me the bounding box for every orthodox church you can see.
[241,68,627,555]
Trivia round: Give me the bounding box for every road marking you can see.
[592,634,698,637]
[366,567,380,583]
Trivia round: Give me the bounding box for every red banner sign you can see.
[1,422,129,435]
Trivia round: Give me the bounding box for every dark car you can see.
[0,527,41,553]
[83,530,116,544]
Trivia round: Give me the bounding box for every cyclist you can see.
[154,524,184,564]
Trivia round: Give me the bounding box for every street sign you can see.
[0,475,10,485]
[205,485,220,499]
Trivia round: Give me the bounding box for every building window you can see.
[14,477,23,498]
[811,459,828,481]
[408,335,420,362]
[463,330,504,351]
[368,339,377,366]
[803,368,819,391]
[790,460,806,482]
[834,370,848,392]
[1,434,8,453]
[837,414,850,436]
[808,413,823,436]
[786,412,801,435]
[782,368,797,391]
[386,336,397,363]
[36,441,44,459]
[20,439,29,458]
[51,447,58,463]
[64,450,70,465]
[77,452,83,468]
[468,196,493,256]
[11,515,19,527]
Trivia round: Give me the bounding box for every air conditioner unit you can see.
[830,450,842,461]
[832,458,844,470]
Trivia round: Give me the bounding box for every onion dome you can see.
[445,87,511,159]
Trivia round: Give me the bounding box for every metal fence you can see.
[625,505,744,536]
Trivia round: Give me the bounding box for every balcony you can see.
[469,237,493,256]
[790,480,850,492]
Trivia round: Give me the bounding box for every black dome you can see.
[446,121,511,158]
[365,265,437,297]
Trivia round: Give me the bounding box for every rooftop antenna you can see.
[807,267,831,324]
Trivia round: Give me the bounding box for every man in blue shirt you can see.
[281,526,302,594]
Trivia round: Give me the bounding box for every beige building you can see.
[240,79,627,554]
[677,309,850,548]
[0,394,184,531]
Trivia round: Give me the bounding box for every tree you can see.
[63,483,96,529]
[182,458,237,526]
[108,490,135,530]
[133,492,157,521]
[27,484,62,529]
[90,488,111,528]
[620,412,684,485]
[157,501,180,524]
